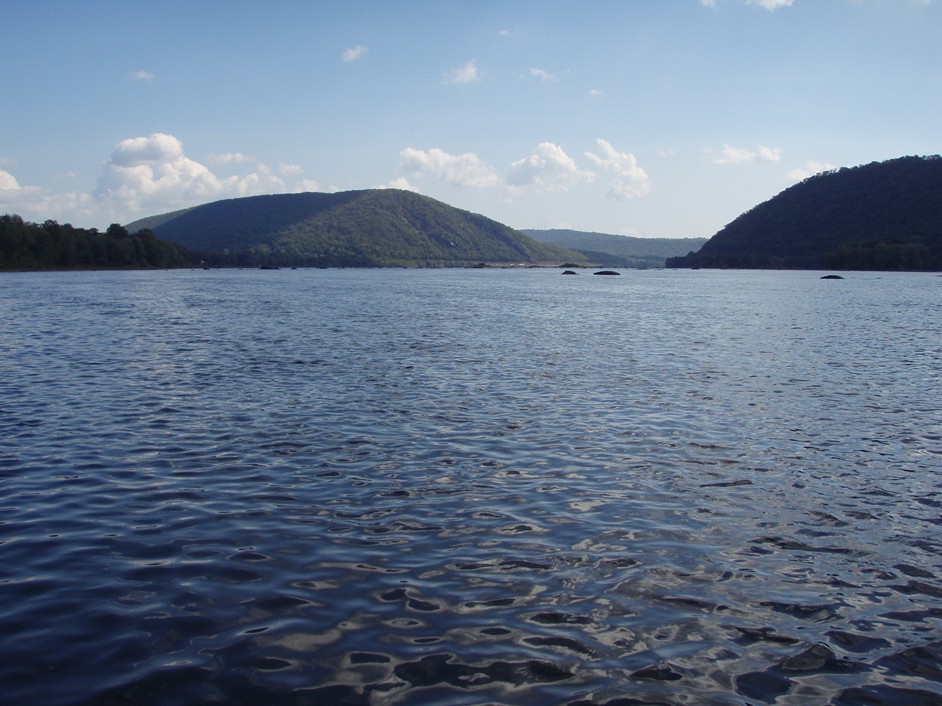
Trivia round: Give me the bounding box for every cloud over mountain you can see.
[399,147,500,189]
[786,160,837,183]
[585,139,652,199]
[508,142,595,191]
[93,133,315,220]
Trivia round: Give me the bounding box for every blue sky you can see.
[1,0,939,238]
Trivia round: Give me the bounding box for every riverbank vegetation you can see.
[0,215,192,270]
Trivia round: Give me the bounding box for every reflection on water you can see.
[1,268,940,705]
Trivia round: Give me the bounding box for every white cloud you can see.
[588,88,603,97]
[342,45,368,63]
[209,152,253,165]
[387,177,419,192]
[508,142,595,191]
[96,133,224,214]
[756,145,782,162]
[0,169,21,191]
[701,0,793,9]
[530,67,557,82]
[749,0,793,9]
[706,143,782,165]
[129,69,155,82]
[786,160,837,182]
[108,133,185,167]
[443,60,481,84]
[94,133,300,219]
[0,166,94,224]
[585,139,652,200]
[399,147,501,189]
[1,134,321,225]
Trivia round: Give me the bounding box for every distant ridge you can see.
[667,156,942,271]
[525,229,707,268]
[126,189,582,268]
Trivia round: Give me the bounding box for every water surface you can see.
[1,268,940,704]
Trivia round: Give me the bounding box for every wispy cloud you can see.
[129,69,155,83]
[399,147,500,188]
[705,144,782,165]
[700,0,793,9]
[749,0,794,9]
[585,139,652,200]
[508,142,595,191]
[530,67,557,82]
[208,152,253,165]
[342,45,368,63]
[443,60,481,85]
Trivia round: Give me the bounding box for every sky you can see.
[1,0,939,238]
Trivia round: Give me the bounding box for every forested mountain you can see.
[525,229,707,268]
[0,215,191,270]
[667,156,942,270]
[127,189,582,268]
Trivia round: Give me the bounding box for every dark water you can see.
[1,267,940,705]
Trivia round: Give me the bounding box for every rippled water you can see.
[1,267,940,705]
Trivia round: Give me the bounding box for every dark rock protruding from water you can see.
[561,270,578,275]
[593,270,621,275]
[821,274,844,279]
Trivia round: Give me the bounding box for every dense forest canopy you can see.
[0,215,192,270]
[667,156,942,271]
[127,189,581,268]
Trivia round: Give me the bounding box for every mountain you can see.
[667,155,942,271]
[525,229,707,268]
[126,190,583,268]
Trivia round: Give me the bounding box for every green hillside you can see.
[667,155,942,271]
[525,229,707,268]
[126,190,583,268]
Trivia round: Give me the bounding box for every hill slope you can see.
[126,190,582,267]
[667,156,942,270]
[525,229,707,268]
